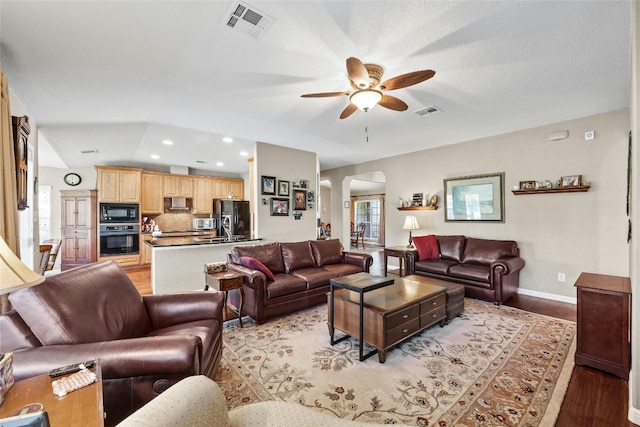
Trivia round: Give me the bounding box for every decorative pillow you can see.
[413,235,440,261]
[240,256,275,280]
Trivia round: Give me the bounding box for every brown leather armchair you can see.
[0,261,224,426]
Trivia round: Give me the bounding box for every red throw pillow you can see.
[240,256,275,281]
[413,235,440,261]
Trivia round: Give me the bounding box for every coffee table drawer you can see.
[420,293,446,313]
[420,305,446,328]
[386,303,419,330]
[386,317,420,344]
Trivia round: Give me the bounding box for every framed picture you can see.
[560,175,582,187]
[261,176,276,195]
[278,180,289,196]
[519,180,536,190]
[444,172,505,222]
[293,189,306,210]
[307,191,315,203]
[270,198,289,216]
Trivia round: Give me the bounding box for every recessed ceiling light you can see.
[222,137,233,143]
[240,151,248,157]
[151,154,160,159]
[162,139,173,145]
[216,161,224,167]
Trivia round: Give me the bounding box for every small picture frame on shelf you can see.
[519,180,536,190]
[561,175,582,187]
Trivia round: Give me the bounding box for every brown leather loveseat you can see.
[0,261,224,426]
[406,235,525,304]
[226,239,373,323]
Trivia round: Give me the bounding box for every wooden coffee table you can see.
[329,275,447,363]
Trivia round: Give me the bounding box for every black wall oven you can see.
[99,224,140,256]
[100,203,139,223]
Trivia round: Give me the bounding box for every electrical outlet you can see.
[557,273,566,282]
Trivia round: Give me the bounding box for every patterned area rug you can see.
[214,299,576,426]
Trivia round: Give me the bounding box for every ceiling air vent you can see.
[224,2,275,40]
[81,149,99,154]
[414,105,443,117]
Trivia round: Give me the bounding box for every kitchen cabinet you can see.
[96,166,142,203]
[574,272,631,379]
[193,177,214,214]
[213,178,244,199]
[60,190,97,271]
[141,172,164,214]
[164,175,193,198]
[99,253,140,268]
[140,234,153,265]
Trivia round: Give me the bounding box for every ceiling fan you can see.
[301,57,435,119]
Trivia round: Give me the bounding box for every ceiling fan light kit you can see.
[301,56,435,119]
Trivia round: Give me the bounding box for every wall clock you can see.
[64,173,82,186]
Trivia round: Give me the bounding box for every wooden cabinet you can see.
[213,178,244,199]
[100,253,140,268]
[60,190,97,271]
[12,116,30,210]
[574,272,631,379]
[96,166,141,203]
[193,177,214,214]
[140,234,153,265]
[164,175,193,197]
[141,172,164,214]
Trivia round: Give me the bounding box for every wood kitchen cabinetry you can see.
[213,178,244,199]
[164,175,193,197]
[96,166,142,203]
[60,190,97,271]
[141,172,164,214]
[140,234,153,265]
[574,272,631,379]
[193,177,214,214]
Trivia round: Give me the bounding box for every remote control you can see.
[49,360,96,378]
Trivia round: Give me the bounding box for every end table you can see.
[383,246,418,277]
[205,271,245,327]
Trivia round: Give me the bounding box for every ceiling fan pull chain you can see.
[365,113,369,143]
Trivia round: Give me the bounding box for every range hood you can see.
[167,197,191,211]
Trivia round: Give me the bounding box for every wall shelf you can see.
[511,185,590,195]
[397,206,438,211]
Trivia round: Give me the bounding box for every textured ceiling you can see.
[0,1,631,175]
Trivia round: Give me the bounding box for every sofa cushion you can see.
[461,238,519,266]
[413,235,440,260]
[266,275,308,299]
[232,243,285,274]
[414,259,458,275]
[291,267,338,290]
[322,263,363,277]
[309,239,344,267]
[437,235,466,263]
[240,256,275,281]
[448,264,491,284]
[9,261,152,345]
[281,242,316,273]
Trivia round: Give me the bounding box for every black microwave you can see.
[100,203,139,223]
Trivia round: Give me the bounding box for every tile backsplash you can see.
[144,213,194,232]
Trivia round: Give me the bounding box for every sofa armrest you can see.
[116,376,229,427]
[343,252,373,272]
[143,291,223,330]
[10,335,202,381]
[226,263,267,290]
[491,256,525,276]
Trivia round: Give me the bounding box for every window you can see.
[354,199,380,241]
[38,185,52,241]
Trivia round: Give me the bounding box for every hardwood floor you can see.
[126,250,636,427]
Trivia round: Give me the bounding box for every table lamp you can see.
[402,215,420,248]
[0,235,45,295]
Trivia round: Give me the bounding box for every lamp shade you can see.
[402,215,420,230]
[350,89,383,111]
[0,235,44,294]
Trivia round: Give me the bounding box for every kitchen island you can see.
[146,234,262,294]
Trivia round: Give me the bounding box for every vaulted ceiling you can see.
[0,1,631,175]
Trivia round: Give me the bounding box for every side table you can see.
[205,271,245,327]
[0,361,104,426]
[383,246,418,277]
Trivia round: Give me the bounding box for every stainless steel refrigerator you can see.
[213,199,251,239]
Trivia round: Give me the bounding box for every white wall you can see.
[323,109,630,300]
[254,142,318,242]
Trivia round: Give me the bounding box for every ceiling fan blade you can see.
[340,103,358,119]
[346,57,370,89]
[379,70,435,91]
[301,91,349,98]
[378,95,408,111]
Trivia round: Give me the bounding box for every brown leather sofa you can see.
[0,261,224,426]
[406,235,525,304]
[226,239,373,324]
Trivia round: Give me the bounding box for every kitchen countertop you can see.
[146,235,261,247]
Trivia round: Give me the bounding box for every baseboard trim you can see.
[517,288,577,305]
[629,369,640,424]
